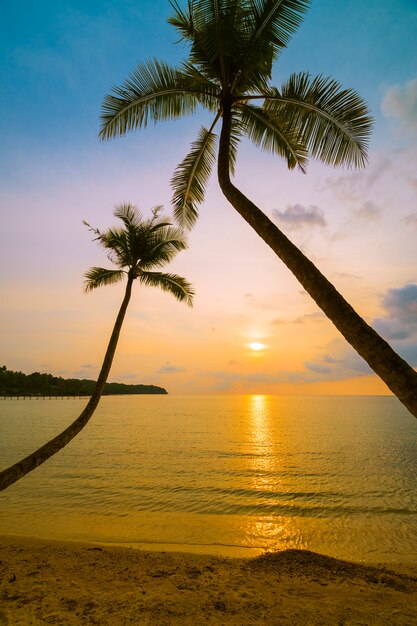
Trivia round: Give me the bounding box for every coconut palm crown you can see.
[84,203,194,305]
[99,0,417,419]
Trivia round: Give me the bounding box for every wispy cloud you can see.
[404,213,417,228]
[115,372,138,381]
[157,362,186,374]
[271,312,325,326]
[323,157,392,205]
[271,204,326,230]
[354,201,381,221]
[382,77,417,135]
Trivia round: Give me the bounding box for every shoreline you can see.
[1,534,416,624]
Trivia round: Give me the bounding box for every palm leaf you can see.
[83,267,125,292]
[99,59,218,141]
[171,121,219,228]
[139,271,194,305]
[177,1,243,86]
[233,0,310,90]
[101,228,133,268]
[239,102,308,171]
[228,111,243,175]
[139,226,189,269]
[180,61,221,111]
[168,1,195,42]
[264,73,372,167]
[113,203,143,229]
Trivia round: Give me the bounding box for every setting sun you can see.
[248,342,266,351]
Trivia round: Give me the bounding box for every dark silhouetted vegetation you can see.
[0,365,167,396]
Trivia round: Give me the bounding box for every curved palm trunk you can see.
[0,276,134,491]
[218,102,417,419]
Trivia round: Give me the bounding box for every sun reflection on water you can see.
[242,394,306,553]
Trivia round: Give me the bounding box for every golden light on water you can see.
[248,342,266,351]
[243,394,303,552]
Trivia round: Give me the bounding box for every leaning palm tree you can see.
[99,0,417,418]
[0,203,194,491]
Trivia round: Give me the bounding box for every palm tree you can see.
[0,204,194,491]
[98,0,417,418]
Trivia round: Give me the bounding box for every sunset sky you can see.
[1,0,417,395]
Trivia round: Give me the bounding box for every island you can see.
[0,366,167,396]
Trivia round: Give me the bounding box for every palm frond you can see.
[233,0,310,90]
[180,62,222,111]
[175,1,243,86]
[168,1,195,42]
[83,267,125,292]
[101,228,133,267]
[265,73,373,168]
[138,271,194,306]
[113,203,143,229]
[84,219,131,268]
[140,227,189,269]
[99,59,218,141]
[240,102,308,171]
[171,121,219,229]
[228,110,243,175]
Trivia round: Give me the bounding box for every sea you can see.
[1,394,416,563]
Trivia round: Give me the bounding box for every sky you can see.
[1,0,417,395]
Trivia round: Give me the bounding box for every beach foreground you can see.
[1,536,417,625]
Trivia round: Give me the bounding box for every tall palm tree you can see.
[0,204,194,491]
[98,0,417,418]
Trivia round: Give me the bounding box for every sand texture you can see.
[1,535,417,625]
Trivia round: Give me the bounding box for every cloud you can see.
[354,201,381,220]
[271,204,326,230]
[381,78,417,135]
[304,361,332,374]
[323,157,392,204]
[331,272,361,281]
[115,372,138,381]
[72,365,99,379]
[373,284,417,341]
[404,213,417,228]
[157,362,186,374]
[287,341,371,383]
[271,312,325,326]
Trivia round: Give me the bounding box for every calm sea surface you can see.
[1,395,416,562]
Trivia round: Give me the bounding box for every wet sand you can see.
[1,534,417,625]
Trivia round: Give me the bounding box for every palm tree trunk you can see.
[218,101,417,419]
[0,276,134,491]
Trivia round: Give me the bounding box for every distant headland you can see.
[0,366,167,396]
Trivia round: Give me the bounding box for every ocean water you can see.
[0,394,416,562]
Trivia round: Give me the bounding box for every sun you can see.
[248,342,266,351]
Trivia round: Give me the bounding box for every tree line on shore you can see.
[0,365,167,397]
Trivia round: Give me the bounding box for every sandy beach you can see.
[0,535,416,625]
